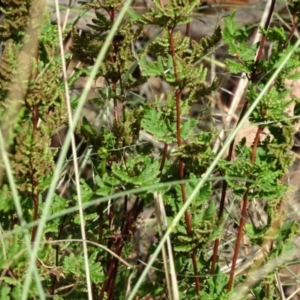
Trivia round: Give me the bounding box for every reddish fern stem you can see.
[210,100,249,274]
[227,190,249,290]
[159,143,169,171]
[169,27,200,293]
[254,0,276,67]
[210,0,276,275]
[227,125,263,291]
[101,7,118,295]
[183,8,201,293]
[287,3,299,42]
[99,198,143,300]
[210,175,228,274]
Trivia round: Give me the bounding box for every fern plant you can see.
[0,0,300,299]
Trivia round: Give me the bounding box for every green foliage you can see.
[200,267,230,300]
[1,0,300,299]
[0,0,32,42]
[218,4,300,298]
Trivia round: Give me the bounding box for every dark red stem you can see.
[169,26,200,293]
